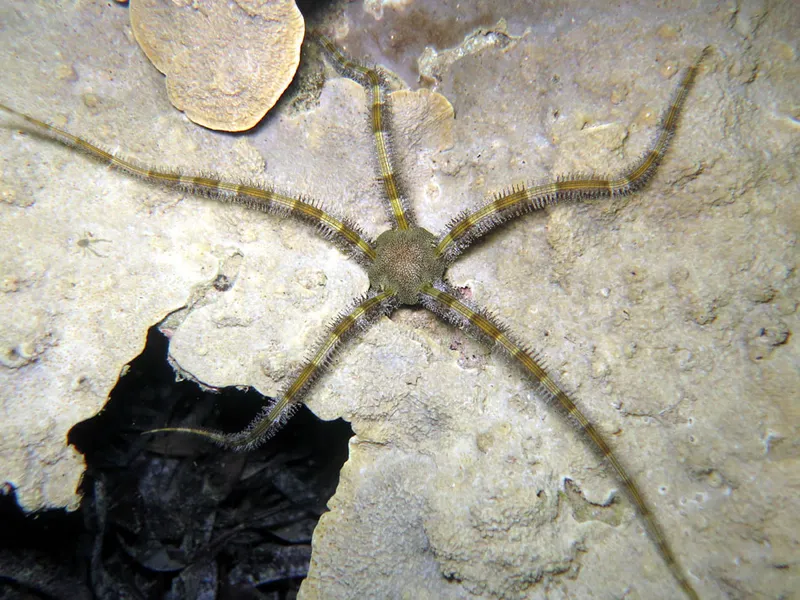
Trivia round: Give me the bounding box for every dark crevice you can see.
[1,327,353,599]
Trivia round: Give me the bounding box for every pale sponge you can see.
[130,0,304,131]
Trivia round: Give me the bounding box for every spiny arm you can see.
[314,33,414,231]
[436,47,711,263]
[0,103,377,265]
[144,290,397,451]
[419,282,699,600]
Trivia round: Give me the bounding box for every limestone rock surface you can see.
[1,1,798,599]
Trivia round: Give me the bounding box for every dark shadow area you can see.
[0,327,353,599]
[294,0,336,22]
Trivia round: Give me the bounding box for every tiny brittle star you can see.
[1,34,710,599]
[75,230,111,257]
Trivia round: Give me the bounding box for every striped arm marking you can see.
[316,34,412,230]
[145,290,397,451]
[436,46,711,261]
[419,283,699,600]
[0,103,376,264]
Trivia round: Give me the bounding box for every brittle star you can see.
[76,230,112,257]
[1,34,710,598]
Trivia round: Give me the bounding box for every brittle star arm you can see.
[144,290,397,451]
[419,281,699,600]
[0,103,377,265]
[435,47,711,263]
[315,33,415,231]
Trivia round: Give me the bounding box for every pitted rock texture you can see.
[1,1,797,598]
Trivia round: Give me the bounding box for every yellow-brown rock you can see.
[130,0,304,131]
